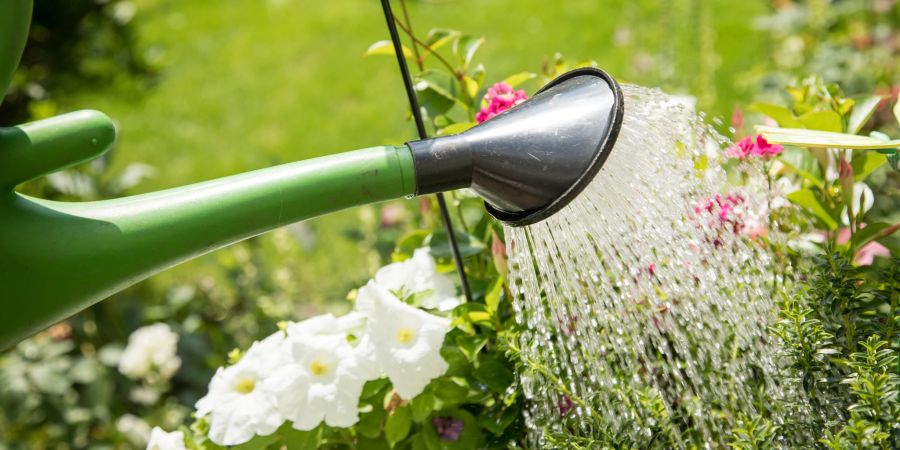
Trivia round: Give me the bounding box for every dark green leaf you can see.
[474,358,514,393]
[428,231,485,259]
[385,406,412,447]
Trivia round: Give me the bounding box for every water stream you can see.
[506,85,800,447]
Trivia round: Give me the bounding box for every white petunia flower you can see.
[116,414,151,446]
[286,311,366,338]
[265,332,378,430]
[146,427,186,450]
[374,247,460,311]
[194,338,287,446]
[118,323,181,380]
[356,281,452,399]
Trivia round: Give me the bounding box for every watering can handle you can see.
[0,1,117,191]
[0,111,117,189]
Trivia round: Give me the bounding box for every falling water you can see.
[507,85,800,448]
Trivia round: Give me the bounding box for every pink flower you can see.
[475,82,528,123]
[725,134,783,160]
[726,136,755,159]
[751,135,784,157]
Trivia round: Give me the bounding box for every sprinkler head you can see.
[408,67,623,226]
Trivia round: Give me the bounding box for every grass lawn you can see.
[58,0,770,307]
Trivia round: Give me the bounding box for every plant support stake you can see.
[378,0,473,302]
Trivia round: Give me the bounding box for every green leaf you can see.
[455,333,488,361]
[485,277,503,313]
[849,223,899,253]
[425,28,460,52]
[358,436,392,450]
[362,378,392,400]
[411,391,436,422]
[432,377,470,407]
[749,103,802,128]
[757,126,900,150]
[357,402,388,439]
[502,72,536,88]
[454,35,483,69]
[279,425,322,450]
[848,96,882,134]
[428,231,485,259]
[786,189,839,230]
[385,406,412,447]
[778,147,824,187]
[473,358,514,393]
[393,230,431,261]
[366,40,412,59]
[798,110,843,132]
[462,75,478,100]
[850,151,887,181]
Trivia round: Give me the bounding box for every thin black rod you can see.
[379,0,473,303]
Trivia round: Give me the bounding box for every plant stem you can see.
[398,0,424,71]
[392,16,461,80]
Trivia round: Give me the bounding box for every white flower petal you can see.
[146,427,186,450]
[357,281,451,400]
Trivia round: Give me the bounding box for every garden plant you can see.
[0,1,898,449]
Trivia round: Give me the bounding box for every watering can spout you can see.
[0,68,622,349]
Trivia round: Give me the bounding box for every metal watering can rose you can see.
[0,0,623,349]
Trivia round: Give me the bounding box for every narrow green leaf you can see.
[366,40,412,59]
[385,406,412,447]
[798,110,843,133]
[850,151,887,181]
[786,189,838,230]
[502,72,536,88]
[462,75,478,100]
[757,126,900,150]
[848,96,882,134]
[749,103,802,128]
[485,277,503,313]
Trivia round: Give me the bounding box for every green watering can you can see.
[0,0,623,349]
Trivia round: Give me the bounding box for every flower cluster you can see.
[118,323,181,381]
[726,134,784,160]
[475,82,528,123]
[183,248,455,446]
[693,192,748,235]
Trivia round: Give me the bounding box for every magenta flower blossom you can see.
[432,416,464,441]
[692,193,748,241]
[475,82,528,123]
[558,395,574,417]
[726,134,783,160]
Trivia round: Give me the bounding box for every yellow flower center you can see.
[396,328,416,344]
[235,378,256,394]
[310,360,330,377]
